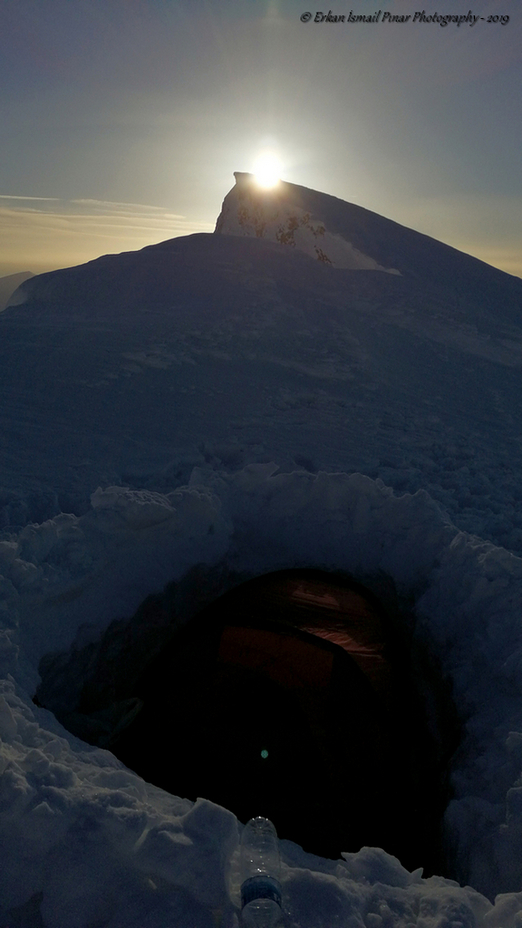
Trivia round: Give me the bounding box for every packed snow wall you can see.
[3,464,522,925]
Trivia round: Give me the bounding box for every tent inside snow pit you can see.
[108,570,458,877]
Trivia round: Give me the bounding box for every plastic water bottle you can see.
[240,817,284,927]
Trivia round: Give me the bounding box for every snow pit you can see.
[3,465,522,924]
[36,568,459,882]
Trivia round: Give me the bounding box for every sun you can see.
[252,152,282,189]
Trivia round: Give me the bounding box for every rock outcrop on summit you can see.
[215,172,401,274]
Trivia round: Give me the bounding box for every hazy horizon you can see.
[1,180,521,282]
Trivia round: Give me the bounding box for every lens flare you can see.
[253,153,282,189]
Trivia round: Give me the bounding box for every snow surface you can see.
[2,177,522,925]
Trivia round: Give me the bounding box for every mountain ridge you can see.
[216,173,522,293]
[8,175,522,317]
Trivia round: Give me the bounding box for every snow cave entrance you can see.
[34,567,460,877]
[106,569,458,877]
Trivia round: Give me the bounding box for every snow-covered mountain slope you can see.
[2,178,522,925]
[2,213,522,554]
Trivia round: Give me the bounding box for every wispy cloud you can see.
[0,196,214,275]
[0,194,60,201]
[71,198,185,217]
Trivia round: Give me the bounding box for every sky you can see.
[1,0,521,278]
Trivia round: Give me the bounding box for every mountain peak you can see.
[215,173,401,274]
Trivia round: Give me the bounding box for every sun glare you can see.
[253,153,282,189]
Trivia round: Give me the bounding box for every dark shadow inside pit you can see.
[108,570,459,875]
[34,568,461,877]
